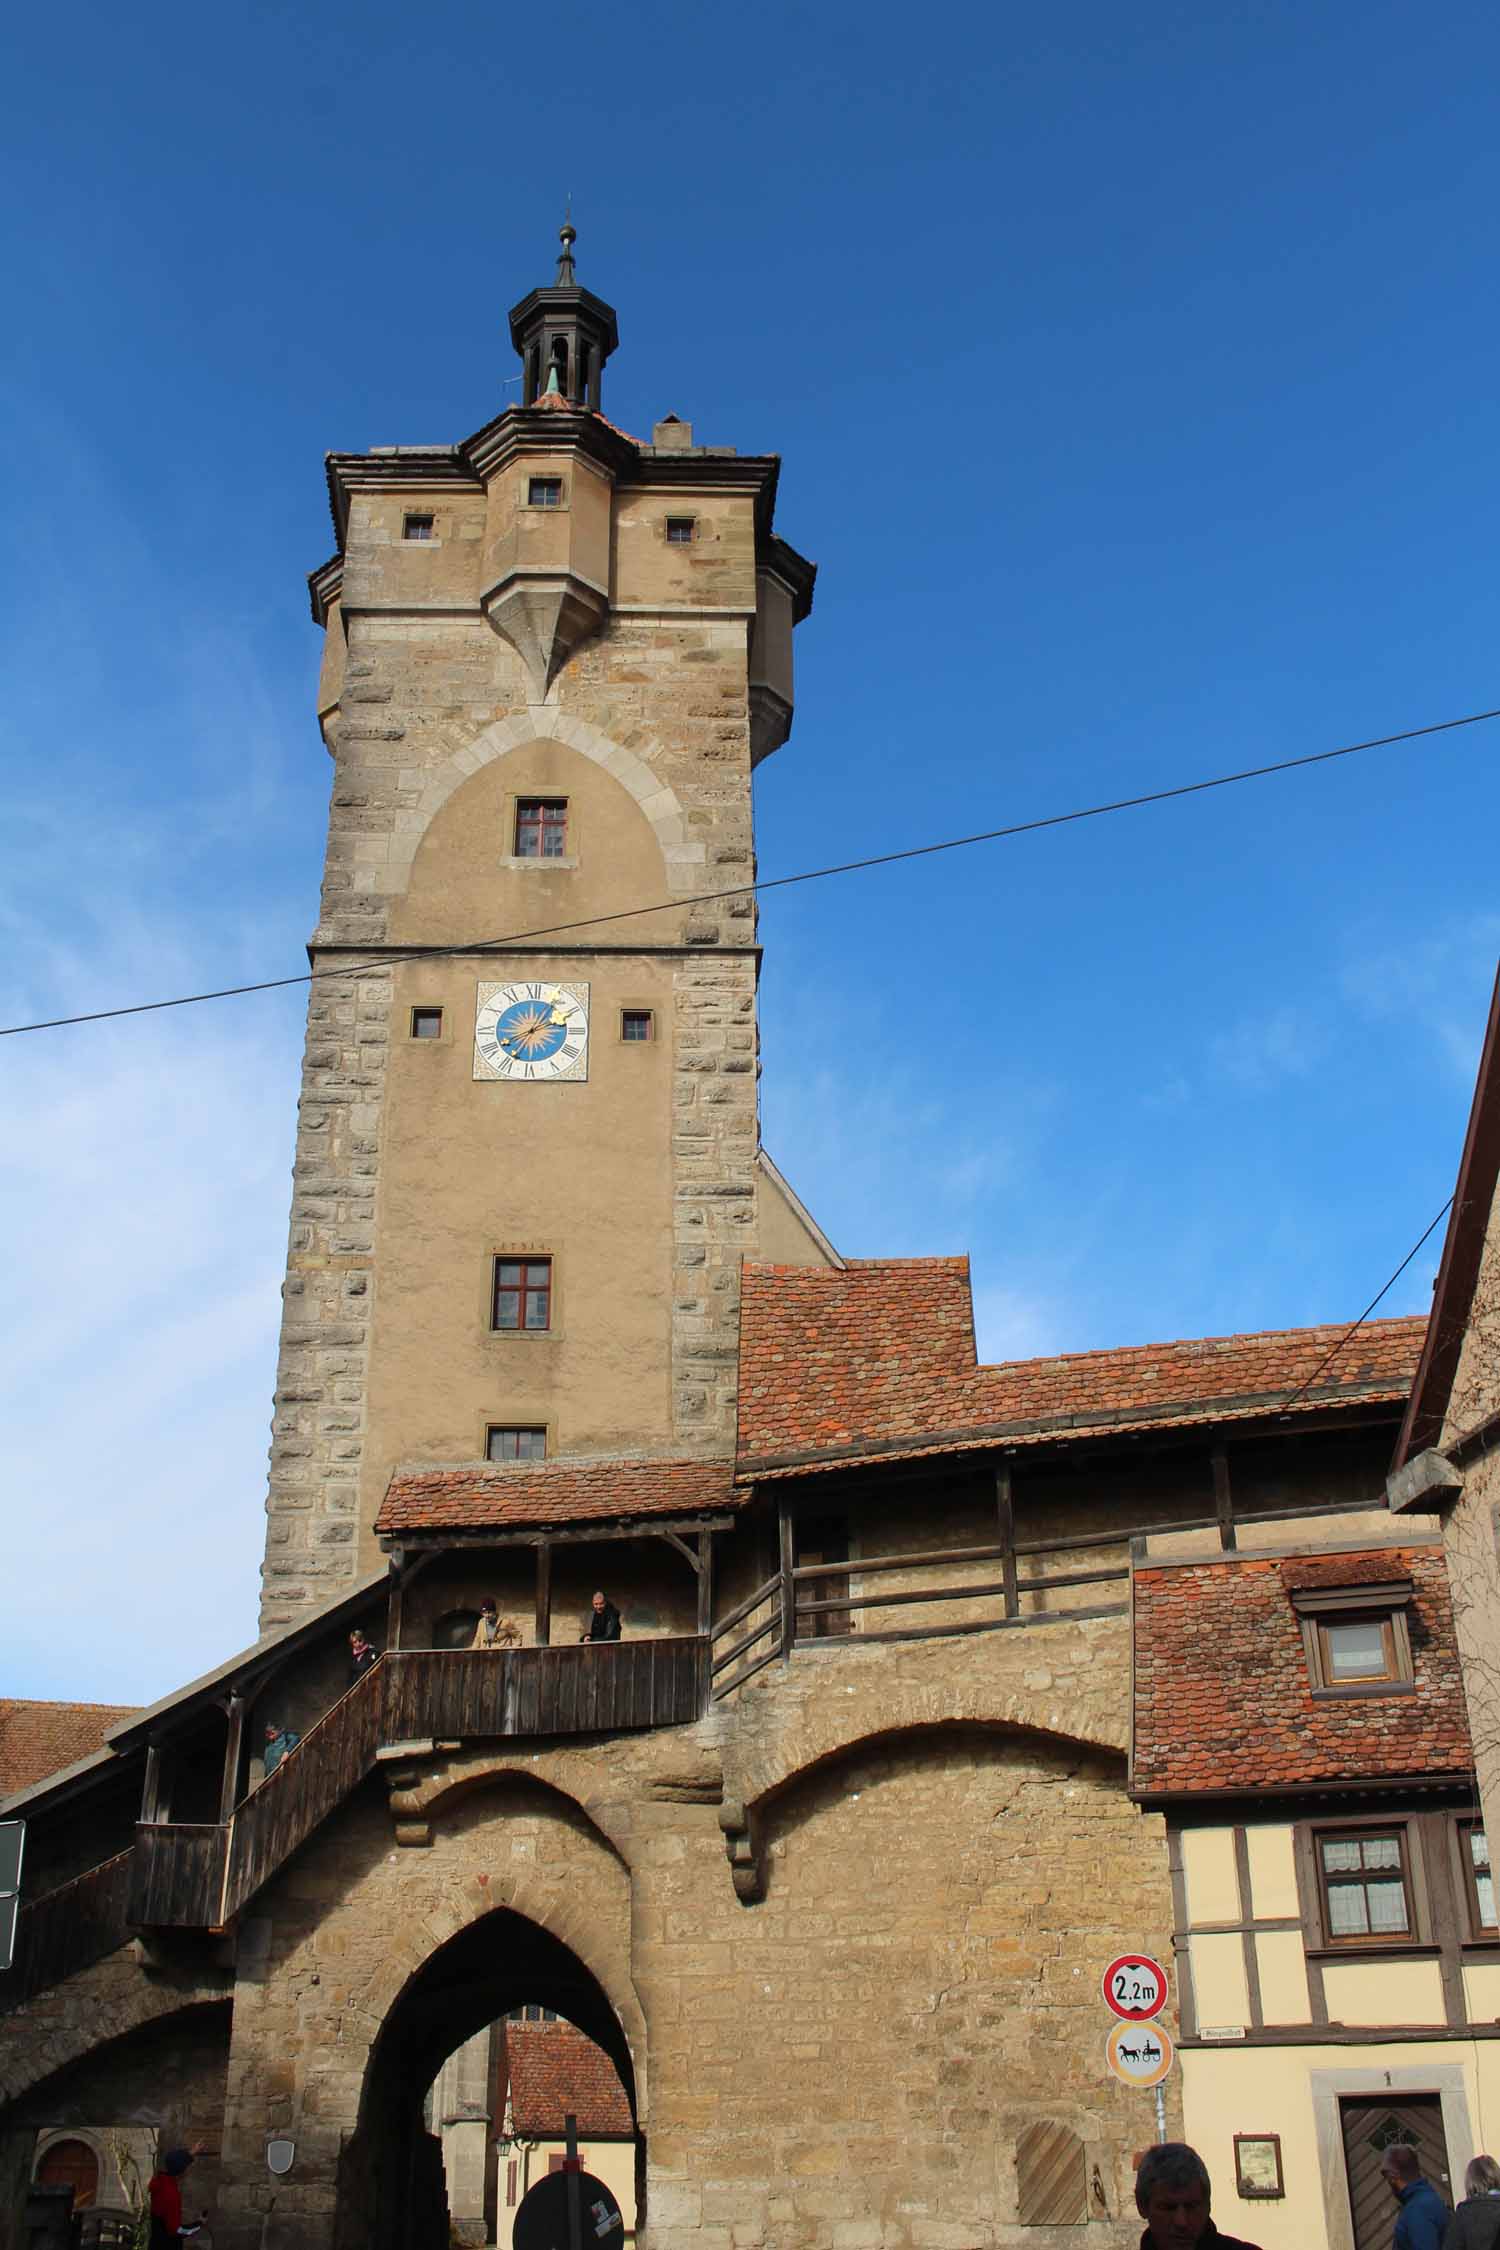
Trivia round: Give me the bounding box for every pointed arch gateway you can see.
[336,1906,641,2250]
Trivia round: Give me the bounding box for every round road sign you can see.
[1102,1954,1168,2021]
[1105,2017,1174,2089]
[513,2169,624,2250]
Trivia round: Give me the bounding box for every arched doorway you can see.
[34,2139,100,2208]
[338,1908,639,2250]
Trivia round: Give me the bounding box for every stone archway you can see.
[335,1907,640,2250]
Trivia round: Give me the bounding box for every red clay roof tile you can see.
[1132,1546,1470,1796]
[376,1458,740,1537]
[735,1260,1424,1477]
[506,2023,633,2138]
[0,1699,139,1798]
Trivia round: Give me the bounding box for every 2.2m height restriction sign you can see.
[1102,1954,1168,2021]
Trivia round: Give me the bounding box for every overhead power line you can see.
[1280,1195,1457,1411]
[3,705,1497,1041]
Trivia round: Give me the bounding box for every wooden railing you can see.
[129,1824,229,1929]
[0,1849,134,2011]
[223,1663,385,1921]
[381,1640,711,1743]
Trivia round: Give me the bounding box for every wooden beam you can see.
[140,1743,169,1825]
[656,1530,701,1573]
[535,1542,552,1648]
[218,1693,247,1826]
[390,1514,737,1552]
[1212,1448,1237,1551]
[777,1498,795,1659]
[996,1465,1019,1619]
[697,1531,714,1637]
[387,1551,406,1650]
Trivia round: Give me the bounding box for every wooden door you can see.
[797,1515,852,1638]
[1340,2095,1451,2250]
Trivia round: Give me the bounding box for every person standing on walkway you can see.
[1444,2157,1500,2250]
[1380,2144,1451,2250]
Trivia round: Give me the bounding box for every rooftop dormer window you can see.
[1291,1579,1415,1696]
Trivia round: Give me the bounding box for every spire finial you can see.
[555,214,577,287]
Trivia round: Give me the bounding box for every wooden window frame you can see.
[664,515,696,545]
[1457,1818,1497,1939]
[620,1008,655,1043]
[410,1006,444,1040]
[491,1255,553,1335]
[403,512,436,541]
[526,476,564,509]
[514,797,568,860]
[1291,1582,1415,1697]
[1313,1823,1417,1948]
[485,1424,548,1464]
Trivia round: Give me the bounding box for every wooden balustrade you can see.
[0,1849,134,2012]
[381,1640,710,1744]
[223,1664,385,1921]
[129,1825,228,1928]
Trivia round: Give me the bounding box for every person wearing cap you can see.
[262,1722,298,1776]
[147,2148,205,2250]
[471,1599,519,1650]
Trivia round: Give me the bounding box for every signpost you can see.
[1101,1951,1173,2143]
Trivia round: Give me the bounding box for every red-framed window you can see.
[515,798,567,858]
[492,1257,552,1332]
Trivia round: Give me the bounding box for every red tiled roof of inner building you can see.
[735,1259,1425,1477]
[1131,1546,1471,1798]
[0,1699,139,1798]
[505,2023,633,2138]
[375,1458,740,1537]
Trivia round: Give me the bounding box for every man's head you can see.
[1136,2145,1212,2250]
[480,1598,497,1617]
[591,1592,606,1613]
[1380,2144,1422,2199]
[264,1724,280,1744]
[1467,2157,1500,2196]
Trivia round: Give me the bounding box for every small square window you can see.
[528,477,563,509]
[403,513,435,541]
[1316,1828,1414,1943]
[515,798,567,859]
[1461,1821,1496,1936]
[1292,1581,1414,1695]
[486,1425,547,1463]
[410,1007,443,1039]
[493,1256,552,1332]
[621,1010,654,1042]
[665,517,695,545]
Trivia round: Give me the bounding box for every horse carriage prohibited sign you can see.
[1105,2017,1174,2090]
[1102,1953,1168,2021]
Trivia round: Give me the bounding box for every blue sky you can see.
[2,0,1497,1704]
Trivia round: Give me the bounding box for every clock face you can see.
[474,981,589,1082]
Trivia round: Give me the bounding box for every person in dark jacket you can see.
[1381,2144,1451,2250]
[1443,2156,1500,2250]
[580,1591,622,1642]
[1135,2145,1262,2250]
[348,1628,378,1685]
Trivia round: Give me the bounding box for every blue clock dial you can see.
[493,998,569,1062]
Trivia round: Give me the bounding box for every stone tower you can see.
[261,231,820,1627]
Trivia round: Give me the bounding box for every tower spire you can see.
[554,215,576,287]
[509,224,619,411]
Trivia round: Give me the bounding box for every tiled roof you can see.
[376,1458,740,1537]
[735,1260,1424,1478]
[0,1699,139,1797]
[1132,1546,1471,1798]
[506,2023,633,2137]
